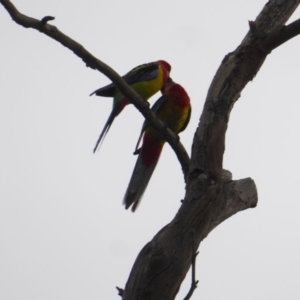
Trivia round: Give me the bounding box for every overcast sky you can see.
[1,1,300,299]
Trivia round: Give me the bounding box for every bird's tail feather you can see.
[123,143,163,212]
[93,111,116,153]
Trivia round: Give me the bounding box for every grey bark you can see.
[122,1,300,299]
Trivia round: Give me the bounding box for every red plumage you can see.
[141,135,163,167]
[123,78,191,212]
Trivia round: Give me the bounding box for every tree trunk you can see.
[122,1,300,299]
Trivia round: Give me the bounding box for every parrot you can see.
[90,60,171,152]
[123,77,191,212]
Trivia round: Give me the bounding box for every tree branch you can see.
[266,18,300,50]
[0,0,191,176]
[190,0,300,181]
[40,16,55,25]
[123,173,258,300]
[122,1,299,299]
[183,248,199,300]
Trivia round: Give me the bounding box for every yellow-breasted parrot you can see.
[123,78,191,212]
[90,60,171,152]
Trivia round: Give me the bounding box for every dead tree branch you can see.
[0,0,190,176]
[266,18,300,50]
[122,1,299,299]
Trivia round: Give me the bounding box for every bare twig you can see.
[183,232,199,300]
[40,16,55,25]
[0,0,191,176]
[185,252,199,300]
[116,287,124,297]
[248,20,257,32]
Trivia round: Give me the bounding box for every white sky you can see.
[1,1,300,299]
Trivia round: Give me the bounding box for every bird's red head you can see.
[158,60,171,73]
[161,78,190,107]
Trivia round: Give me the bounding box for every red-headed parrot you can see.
[123,78,191,212]
[90,60,171,152]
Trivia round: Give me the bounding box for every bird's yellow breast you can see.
[146,103,190,143]
[114,65,164,103]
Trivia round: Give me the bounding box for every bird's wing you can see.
[90,82,116,97]
[123,62,159,85]
[90,63,159,97]
[178,105,192,134]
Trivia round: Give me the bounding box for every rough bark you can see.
[122,1,300,299]
[1,0,300,299]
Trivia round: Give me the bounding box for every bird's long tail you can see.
[93,99,129,153]
[123,136,164,212]
[93,110,117,153]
